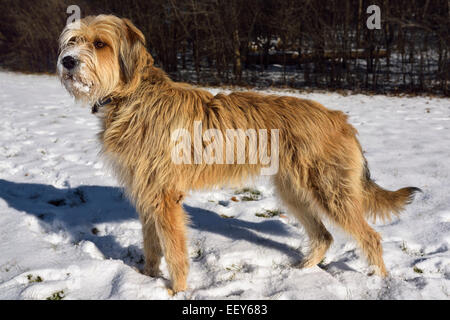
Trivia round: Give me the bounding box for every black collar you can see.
[91,97,112,114]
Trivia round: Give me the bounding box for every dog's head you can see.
[57,15,152,104]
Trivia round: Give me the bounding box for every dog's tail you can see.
[362,159,422,222]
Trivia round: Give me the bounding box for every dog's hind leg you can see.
[308,166,388,276]
[325,204,387,276]
[275,176,333,268]
[346,216,386,276]
[152,191,189,293]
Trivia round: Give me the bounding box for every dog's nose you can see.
[62,56,77,70]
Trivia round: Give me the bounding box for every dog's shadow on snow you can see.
[0,179,302,270]
[184,204,300,259]
[0,179,144,268]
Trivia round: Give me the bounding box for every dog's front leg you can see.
[140,214,163,277]
[152,191,189,293]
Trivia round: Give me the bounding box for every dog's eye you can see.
[94,41,106,49]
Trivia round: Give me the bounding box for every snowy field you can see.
[0,71,448,300]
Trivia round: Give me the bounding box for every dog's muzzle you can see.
[62,56,78,70]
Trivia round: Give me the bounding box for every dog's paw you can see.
[142,266,162,278]
[299,255,324,269]
[168,283,187,296]
[368,265,388,278]
[167,288,174,296]
[300,260,319,269]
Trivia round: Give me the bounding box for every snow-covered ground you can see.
[0,71,448,300]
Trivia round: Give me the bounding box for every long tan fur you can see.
[58,15,421,293]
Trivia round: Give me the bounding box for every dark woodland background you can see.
[0,0,448,95]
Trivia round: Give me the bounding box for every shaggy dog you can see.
[57,15,420,293]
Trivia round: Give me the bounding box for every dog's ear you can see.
[119,18,153,84]
[122,18,146,46]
